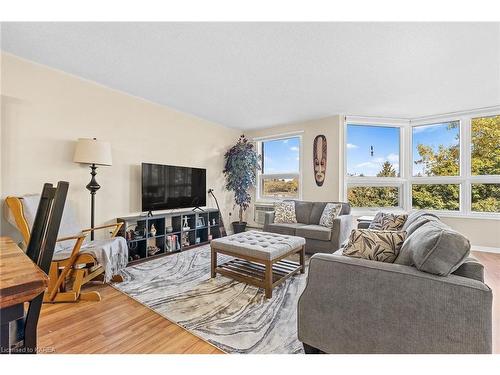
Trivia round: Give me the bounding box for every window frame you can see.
[255,132,303,202]
[343,108,500,219]
[343,119,407,213]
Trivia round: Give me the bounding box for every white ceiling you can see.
[1,22,499,129]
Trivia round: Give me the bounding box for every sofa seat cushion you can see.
[265,223,306,236]
[343,229,407,263]
[296,225,332,241]
[395,221,470,276]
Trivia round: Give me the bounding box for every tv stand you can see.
[147,210,153,217]
[117,208,221,265]
[192,206,205,212]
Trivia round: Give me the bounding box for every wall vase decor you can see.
[313,135,327,186]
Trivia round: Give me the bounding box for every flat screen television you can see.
[142,163,206,212]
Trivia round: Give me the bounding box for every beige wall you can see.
[439,217,499,249]
[0,53,239,242]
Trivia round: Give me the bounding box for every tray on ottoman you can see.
[210,231,306,299]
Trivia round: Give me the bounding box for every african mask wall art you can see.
[313,135,327,186]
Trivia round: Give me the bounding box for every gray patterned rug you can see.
[113,244,308,354]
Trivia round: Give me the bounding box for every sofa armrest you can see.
[264,211,275,226]
[298,254,492,353]
[330,214,353,249]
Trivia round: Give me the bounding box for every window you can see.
[257,135,301,200]
[471,115,499,176]
[471,183,500,213]
[348,186,400,208]
[469,115,500,213]
[412,184,460,211]
[344,111,499,217]
[345,123,402,210]
[347,124,400,177]
[412,121,460,177]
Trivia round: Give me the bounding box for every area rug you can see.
[113,244,308,354]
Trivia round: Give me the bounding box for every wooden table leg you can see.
[265,260,273,299]
[300,245,305,274]
[211,246,217,278]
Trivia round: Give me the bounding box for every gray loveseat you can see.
[263,200,352,254]
[298,211,493,354]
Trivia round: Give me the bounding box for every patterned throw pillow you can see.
[343,229,407,263]
[274,201,297,224]
[368,212,408,231]
[319,203,343,228]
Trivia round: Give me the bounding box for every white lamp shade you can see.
[73,138,112,166]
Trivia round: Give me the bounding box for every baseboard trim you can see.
[471,246,500,254]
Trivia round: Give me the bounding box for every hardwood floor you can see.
[37,284,223,354]
[37,251,499,354]
[472,251,500,354]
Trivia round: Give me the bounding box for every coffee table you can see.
[210,231,306,299]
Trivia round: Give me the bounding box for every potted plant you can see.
[223,134,260,233]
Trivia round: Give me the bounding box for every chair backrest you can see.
[26,181,69,272]
[19,181,68,352]
[6,192,82,252]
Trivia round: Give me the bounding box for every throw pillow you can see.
[274,201,297,224]
[401,210,439,232]
[394,221,470,276]
[368,212,408,231]
[319,203,343,228]
[343,229,407,263]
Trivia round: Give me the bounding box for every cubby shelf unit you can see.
[117,208,221,265]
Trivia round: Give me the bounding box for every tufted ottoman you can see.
[210,230,306,298]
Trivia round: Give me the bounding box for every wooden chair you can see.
[5,194,125,303]
[10,181,68,353]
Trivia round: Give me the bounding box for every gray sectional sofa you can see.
[297,211,493,354]
[263,200,352,254]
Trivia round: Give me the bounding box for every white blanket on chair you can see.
[54,237,129,282]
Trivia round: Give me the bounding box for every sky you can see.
[262,137,300,174]
[346,125,400,176]
[346,122,459,177]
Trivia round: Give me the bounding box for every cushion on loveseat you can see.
[308,201,350,225]
[394,221,470,276]
[296,225,332,241]
[264,223,306,236]
[404,214,440,236]
[295,201,313,224]
[343,229,407,263]
[368,212,407,231]
[401,210,439,232]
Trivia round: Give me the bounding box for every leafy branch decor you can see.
[223,134,261,233]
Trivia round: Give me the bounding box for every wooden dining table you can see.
[0,237,49,353]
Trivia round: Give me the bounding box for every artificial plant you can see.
[223,134,261,224]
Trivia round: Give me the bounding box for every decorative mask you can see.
[313,135,327,186]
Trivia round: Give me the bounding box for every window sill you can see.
[351,208,499,220]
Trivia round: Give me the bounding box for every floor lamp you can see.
[73,138,112,240]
